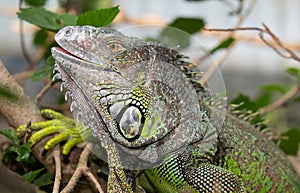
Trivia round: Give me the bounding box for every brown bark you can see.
[0,59,79,177]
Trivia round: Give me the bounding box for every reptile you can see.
[17,25,299,192]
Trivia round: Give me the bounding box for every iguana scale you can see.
[19,26,299,192]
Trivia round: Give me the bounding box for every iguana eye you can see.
[118,106,143,140]
[108,42,124,53]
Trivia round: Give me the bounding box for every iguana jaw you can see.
[53,47,82,60]
[51,47,118,72]
[51,47,117,153]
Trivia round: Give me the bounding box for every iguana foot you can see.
[17,109,83,155]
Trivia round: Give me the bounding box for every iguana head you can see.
[51,26,217,169]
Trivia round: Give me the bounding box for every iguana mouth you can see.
[52,47,85,62]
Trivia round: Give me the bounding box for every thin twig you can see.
[204,26,262,32]
[35,81,54,105]
[12,69,35,81]
[83,168,105,193]
[60,166,82,193]
[199,19,243,85]
[203,24,300,63]
[259,23,300,62]
[198,1,258,85]
[204,23,300,113]
[53,146,62,193]
[80,144,105,193]
[201,31,300,51]
[60,144,104,193]
[259,83,300,115]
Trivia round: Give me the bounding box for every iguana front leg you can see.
[141,146,245,193]
[17,109,141,193]
[17,109,83,155]
[101,136,139,192]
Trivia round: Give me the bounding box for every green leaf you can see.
[254,91,271,109]
[293,95,300,102]
[60,13,78,26]
[286,67,300,76]
[16,142,32,162]
[0,87,18,101]
[158,29,190,48]
[23,168,44,183]
[168,17,205,34]
[279,128,300,155]
[230,94,266,128]
[159,17,205,48]
[24,0,47,6]
[0,128,32,162]
[210,37,235,54]
[29,58,54,81]
[33,29,48,46]
[17,7,77,31]
[77,6,120,27]
[33,172,54,187]
[261,84,285,93]
[230,94,258,111]
[17,7,62,31]
[0,128,20,145]
[286,67,300,80]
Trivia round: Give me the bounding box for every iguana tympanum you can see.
[18,26,299,192]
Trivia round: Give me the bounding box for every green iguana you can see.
[18,26,299,192]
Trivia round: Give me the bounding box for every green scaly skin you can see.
[18,26,299,193]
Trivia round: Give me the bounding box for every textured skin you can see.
[23,26,299,192]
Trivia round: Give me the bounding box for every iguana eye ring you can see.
[108,42,124,53]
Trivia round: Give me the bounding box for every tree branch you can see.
[61,144,105,193]
[259,83,300,114]
[0,60,91,193]
[203,23,300,63]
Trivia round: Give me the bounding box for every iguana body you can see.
[24,26,299,192]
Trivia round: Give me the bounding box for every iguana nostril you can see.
[64,27,74,37]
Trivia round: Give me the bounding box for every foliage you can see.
[286,67,300,81]
[22,167,54,188]
[33,172,54,187]
[24,0,47,6]
[210,37,235,54]
[22,168,44,183]
[17,7,77,31]
[279,128,300,155]
[0,128,32,162]
[29,56,55,81]
[158,17,205,48]
[76,6,120,27]
[17,6,119,32]
[0,128,54,188]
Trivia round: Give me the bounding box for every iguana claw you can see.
[17,109,83,155]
